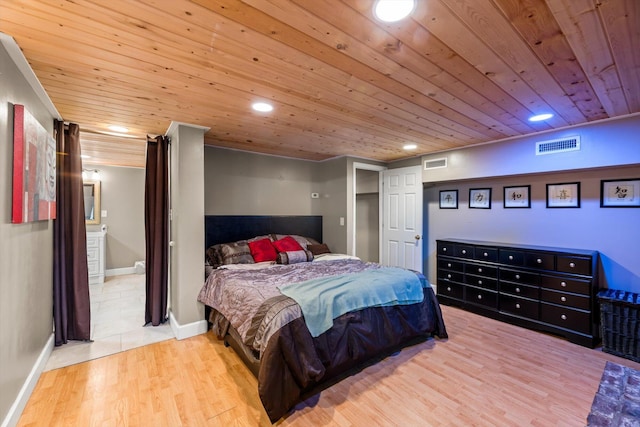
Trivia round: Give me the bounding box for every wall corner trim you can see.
[2,333,54,427]
[169,311,208,340]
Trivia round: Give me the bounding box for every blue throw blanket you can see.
[278,267,426,337]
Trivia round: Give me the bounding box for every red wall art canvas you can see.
[12,104,57,223]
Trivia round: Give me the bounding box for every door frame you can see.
[351,162,386,257]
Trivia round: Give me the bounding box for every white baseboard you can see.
[2,334,54,427]
[105,267,136,277]
[169,310,208,340]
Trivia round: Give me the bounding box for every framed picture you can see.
[439,190,458,209]
[504,185,531,208]
[546,182,580,208]
[469,188,491,209]
[12,104,57,223]
[600,178,640,207]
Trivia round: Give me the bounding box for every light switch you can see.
[339,217,344,226]
[101,210,107,218]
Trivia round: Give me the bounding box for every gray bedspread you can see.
[197,258,382,355]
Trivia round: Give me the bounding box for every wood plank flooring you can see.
[18,305,640,426]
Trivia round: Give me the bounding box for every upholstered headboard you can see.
[204,215,323,249]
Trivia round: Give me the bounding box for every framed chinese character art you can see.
[546,182,580,208]
[600,178,640,207]
[469,188,491,209]
[439,190,458,209]
[503,185,530,208]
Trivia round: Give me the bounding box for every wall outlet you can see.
[101,210,107,218]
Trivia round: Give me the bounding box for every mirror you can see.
[83,180,101,224]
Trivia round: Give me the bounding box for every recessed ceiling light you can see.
[108,125,129,133]
[252,102,274,112]
[374,0,415,23]
[528,113,554,122]
[403,143,417,150]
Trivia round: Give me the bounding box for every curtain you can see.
[53,121,91,346]
[144,135,169,326]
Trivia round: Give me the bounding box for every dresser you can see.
[436,239,600,347]
[87,231,106,284]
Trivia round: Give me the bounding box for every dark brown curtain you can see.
[144,135,169,326]
[53,121,91,346]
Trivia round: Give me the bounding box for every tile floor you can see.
[45,274,174,371]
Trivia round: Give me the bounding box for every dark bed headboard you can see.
[204,215,323,249]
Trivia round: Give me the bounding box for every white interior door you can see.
[381,166,423,272]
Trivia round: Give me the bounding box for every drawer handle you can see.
[536,258,542,264]
[462,249,467,254]
[515,274,520,280]
[515,303,520,309]
[560,296,567,302]
[443,248,447,252]
[508,255,513,260]
[569,262,576,268]
[447,263,452,268]
[561,281,567,287]
[561,314,567,320]
[477,294,482,300]
[447,274,452,279]
[447,287,451,292]
[478,280,483,285]
[515,287,521,293]
[483,252,488,257]
[478,268,483,273]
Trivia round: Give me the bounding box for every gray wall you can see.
[170,123,206,328]
[424,166,640,293]
[86,165,145,270]
[422,114,640,182]
[0,37,56,425]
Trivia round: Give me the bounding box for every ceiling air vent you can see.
[424,157,447,170]
[535,136,580,155]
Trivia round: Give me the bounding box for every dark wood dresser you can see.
[436,239,600,347]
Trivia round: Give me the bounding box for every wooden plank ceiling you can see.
[1,0,638,168]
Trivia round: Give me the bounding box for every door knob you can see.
[415,235,421,240]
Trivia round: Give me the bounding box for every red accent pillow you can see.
[248,238,277,262]
[273,236,304,253]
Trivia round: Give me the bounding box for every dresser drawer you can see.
[500,281,539,299]
[466,274,497,290]
[438,281,464,300]
[540,289,590,310]
[500,268,539,286]
[500,294,539,319]
[499,249,524,266]
[438,270,463,284]
[557,256,591,276]
[474,246,498,262]
[87,247,99,262]
[540,303,591,335]
[540,275,591,296]
[437,241,455,256]
[86,236,99,249]
[465,263,498,279]
[454,244,474,259]
[465,288,498,309]
[438,259,464,272]
[525,252,554,270]
[88,259,100,275]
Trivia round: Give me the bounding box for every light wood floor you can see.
[18,305,640,426]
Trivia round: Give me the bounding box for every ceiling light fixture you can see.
[403,143,417,150]
[528,113,554,122]
[108,125,129,133]
[252,102,274,112]
[374,0,415,23]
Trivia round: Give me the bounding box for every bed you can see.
[198,215,448,422]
